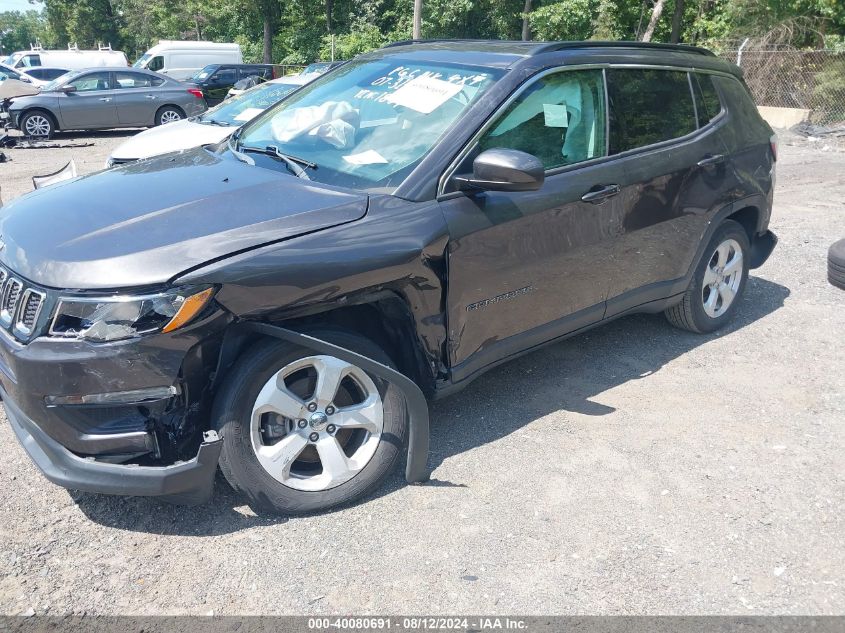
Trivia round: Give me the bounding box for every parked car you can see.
[0,41,777,515]
[4,45,128,70]
[18,67,70,87]
[6,67,206,137]
[298,61,344,76]
[189,63,278,106]
[226,70,316,99]
[133,40,242,81]
[0,63,33,84]
[108,75,311,165]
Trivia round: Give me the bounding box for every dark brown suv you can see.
[0,40,777,515]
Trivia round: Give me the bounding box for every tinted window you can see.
[114,71,153,89]
[211,68,237,84]
[69,72,111,92]
[607,69,697,154]
[478,69,607,170]
[693,74,722,126]
[147,56,164,72]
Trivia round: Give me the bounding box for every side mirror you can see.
[453,148,544,193]
[59,84,77,93]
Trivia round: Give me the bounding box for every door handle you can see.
[145,95,157,100]
[98,97,112,102]
[697,154,725,167]
[581,184,620,204]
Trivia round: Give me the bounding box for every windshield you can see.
[42,69,79,92]
[191,65,215,81]
[236,58,502,193]
[133,53,150,69]
[203,81,299,126]
[2,52,22,67]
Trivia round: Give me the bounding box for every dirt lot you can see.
[0,130,843,616]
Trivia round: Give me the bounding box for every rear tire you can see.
[20,110,55,139]
[665,219,750,333]
[213,329,408,515]
[155,106,184,126]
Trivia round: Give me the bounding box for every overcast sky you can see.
[0,0,41,12]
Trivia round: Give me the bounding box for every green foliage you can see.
[1,0,844,61]
[0,10,47,54]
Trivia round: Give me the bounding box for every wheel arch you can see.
[212,291,436,399]
[155,103,185,122]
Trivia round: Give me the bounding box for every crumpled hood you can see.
[0,147,368,290]
[110,119,234,161]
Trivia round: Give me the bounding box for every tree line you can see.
[1,0,843,63]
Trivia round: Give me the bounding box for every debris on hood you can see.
[33,160,77,189]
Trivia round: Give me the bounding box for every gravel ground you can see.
[0,129,843,616]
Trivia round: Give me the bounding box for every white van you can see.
[5,45,128,70]
[133,41,243,81]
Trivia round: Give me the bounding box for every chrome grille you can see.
[16,289,46,336]
[0,265,48,340]
[0,278,23,327]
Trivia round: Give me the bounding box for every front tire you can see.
[20,110,55,138]
[665,219,750,333]
[213,330,408,515]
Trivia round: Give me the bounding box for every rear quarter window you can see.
[713,75,771,150]
[693,73,723,126]
[607,68,697,154]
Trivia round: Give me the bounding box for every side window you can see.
[477,69,607,170]
[607,69,697,154]
[150,76,165,87]
[693,73,723,126]
[68,72,111,92]
[114,72,153,89]
[147,56,164,72]
[211,68,237,84]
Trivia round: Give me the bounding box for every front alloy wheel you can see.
[250,355,384,491]
[214,332,408,515]
[21,111,54,138]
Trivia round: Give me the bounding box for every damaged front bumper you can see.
[0,307,230,504]
[4,387,222,504]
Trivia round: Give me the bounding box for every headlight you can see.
[49,287,215,342]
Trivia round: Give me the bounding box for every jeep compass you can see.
[0,40,777,514]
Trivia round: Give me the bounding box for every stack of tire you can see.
[829,239,845,290]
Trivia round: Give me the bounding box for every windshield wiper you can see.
[201,118,232,127]
[239,144,317,180]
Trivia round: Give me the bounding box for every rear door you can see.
[58,71,118,129]
[113,70,163,126]
[602,67,730,316]
[440,67,621,380]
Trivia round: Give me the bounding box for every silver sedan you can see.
[7,67,207,138]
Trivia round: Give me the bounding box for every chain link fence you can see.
[717,48,845,125]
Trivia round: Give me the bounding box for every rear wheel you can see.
[213,330,408,514]
[665,219,750,333]
[155,106,184,126]
[20,110,55,138]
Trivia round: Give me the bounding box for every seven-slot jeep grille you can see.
[0,265,47,340]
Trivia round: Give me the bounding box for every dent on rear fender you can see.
[176,195,451,384]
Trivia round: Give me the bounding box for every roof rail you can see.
[98,43,113,51]
[67,42,78,52]
[383,38,715,57]
[541,40,715,56]
[30,42,43,52]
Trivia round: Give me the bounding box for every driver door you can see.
[58,71,118,129]
[440,68,624,380]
